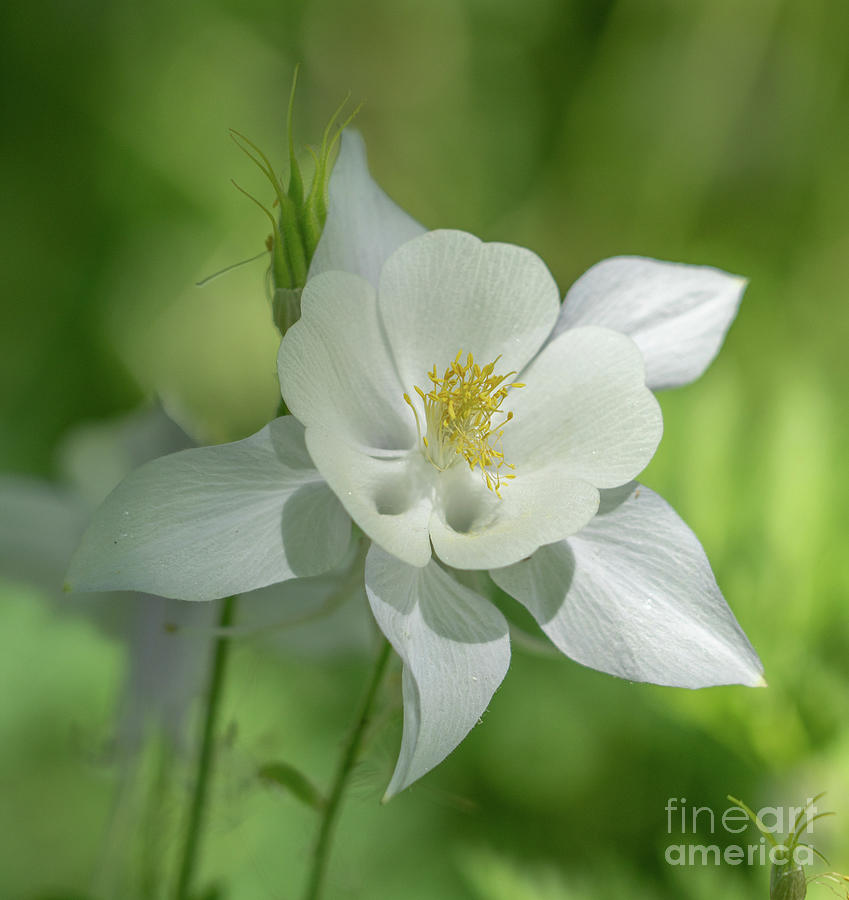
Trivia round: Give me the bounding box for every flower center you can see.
[403,350,522,497]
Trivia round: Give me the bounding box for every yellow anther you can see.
[404,351,521,497]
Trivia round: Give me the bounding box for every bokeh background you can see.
[2,0,848,897]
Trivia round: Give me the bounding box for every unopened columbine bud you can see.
[728,793,834,900]
[769,848,807,900]
[231,65,359,335]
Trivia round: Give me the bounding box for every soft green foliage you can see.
[2,0,849,897]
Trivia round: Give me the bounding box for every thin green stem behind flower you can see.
[174,595,237,900]
[303,639,393,900]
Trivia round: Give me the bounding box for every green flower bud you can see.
[728,794,835,900]
[770,847,807,900]
[230,65,360,336]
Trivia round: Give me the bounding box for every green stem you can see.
[140,741,174,899]
[303,640,393,900]
[174,595,238,900]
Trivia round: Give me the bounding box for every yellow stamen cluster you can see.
[404,350,522,497]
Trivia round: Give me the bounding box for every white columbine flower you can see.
[68,132,763,799]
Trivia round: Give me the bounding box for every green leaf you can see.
[258,761,326,811]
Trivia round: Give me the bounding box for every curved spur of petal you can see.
[491,483,764,688]
[67,417,352,602]
[305,427,433,567]
[505,326,662,486]
[60,403,194,507]
[428,462,599,571]
[379,230,561,391]
[0,476,90,590]
[119,594,220,752]
[365,544,511,799]
[308,130,427,288]
[279,270,414,451]
[553,256,747,391]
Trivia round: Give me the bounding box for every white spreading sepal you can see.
[308,130,426,287]
[491,483,764,688]
[553,256,747,390]
[67,417,351,601]
[365,543,510,798]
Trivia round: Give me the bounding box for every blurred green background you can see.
[2,0,848,897]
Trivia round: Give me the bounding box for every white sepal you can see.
[365,544,510,798]
[491,483,764,688]
[67,417,351,601]
[309,130,426,287]
[553,256,746,390]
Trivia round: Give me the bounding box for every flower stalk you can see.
[174,595,237,900]
[303,639,393,900]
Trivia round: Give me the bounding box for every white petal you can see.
[553,256,746,390]
[491,483,764,688]
[505,326,662,486]
[278,270,414,451]
[365,544,510,798]
[67,417,351,601]
[428,461,599,570]
[305,427,433,567]
[309,130,426,287]
[379,230,560,392]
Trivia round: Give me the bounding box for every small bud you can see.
[230,65,360,336]
[728,793,836,900]
[770,849,807,900]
